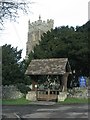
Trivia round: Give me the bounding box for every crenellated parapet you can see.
[28,17,54,33]
[26,16,54,58]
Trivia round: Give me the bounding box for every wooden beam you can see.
[62,72,69,92]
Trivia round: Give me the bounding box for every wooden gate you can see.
[36,90,59,101]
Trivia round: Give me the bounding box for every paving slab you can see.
[30,101,56,105]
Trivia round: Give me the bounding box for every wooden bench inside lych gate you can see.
[36,89,59,101]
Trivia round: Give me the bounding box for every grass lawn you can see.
[59,97,89,104]
[2,97,31,105]
[2,97,90,105]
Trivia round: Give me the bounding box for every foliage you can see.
[2,44,22,85]
[2,21,90,87]
[2,44,31,85]
[26,21,90,87]
[0,0,31,29]
[28,22,89,78]
[16,83,31,94]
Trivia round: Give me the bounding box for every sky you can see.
[0,0,89,59]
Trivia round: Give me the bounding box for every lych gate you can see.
[25,58,72,101]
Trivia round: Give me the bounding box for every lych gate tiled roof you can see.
[25,58,71,75]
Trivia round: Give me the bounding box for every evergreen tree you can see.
[2,44,23,85]
[28,22,89,78]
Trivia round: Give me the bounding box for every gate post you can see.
[62,73,69,92]
[47,88,50,101]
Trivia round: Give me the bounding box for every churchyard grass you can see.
[2,97,31,105]
[2,97,90,105]
[2,88,89,105]
[59,97,89,104]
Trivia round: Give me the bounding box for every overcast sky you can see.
[0,0,89,59]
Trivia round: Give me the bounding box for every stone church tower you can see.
[26,16,54,58]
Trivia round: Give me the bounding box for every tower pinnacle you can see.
[39,15,41,20]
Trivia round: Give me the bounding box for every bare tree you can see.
[0,0,32,29]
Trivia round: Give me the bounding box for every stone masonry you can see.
[26,16,54,58]
[2,85,24,99]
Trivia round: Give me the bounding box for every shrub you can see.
[16,83,31,95]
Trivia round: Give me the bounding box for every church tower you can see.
[26,16,54,58]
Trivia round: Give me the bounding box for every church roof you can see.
[25,58,72,75]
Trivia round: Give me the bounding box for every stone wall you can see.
[2,85,24,99]
[26,91,36,101]
[67,87,88,99]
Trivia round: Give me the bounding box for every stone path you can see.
[2,102,89,119]
[30,101,56,105]
[22,104,88,119]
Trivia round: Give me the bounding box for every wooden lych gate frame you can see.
[25,58,72,101]
[36,89,60,101]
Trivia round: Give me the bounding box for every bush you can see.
[16,83,31,95]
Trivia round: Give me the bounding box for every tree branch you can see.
[0,0,32,29]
